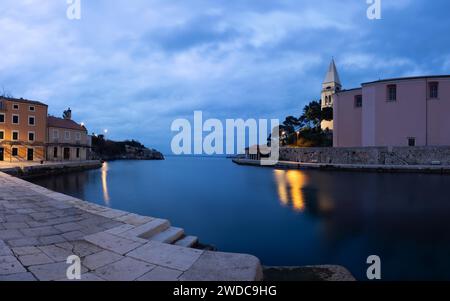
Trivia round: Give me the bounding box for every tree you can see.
[274,100,334,147]
[299,101,322,128]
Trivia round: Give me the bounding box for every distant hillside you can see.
[91,135,164,161]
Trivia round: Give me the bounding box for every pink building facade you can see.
[333,76,450,147]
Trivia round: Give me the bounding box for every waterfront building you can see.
[0,97,48,162]
[46,108,91,161]
[322,60,450,147]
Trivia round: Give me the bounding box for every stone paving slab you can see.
[84,232,143,255]
[93,257,155,281]
[29,261,88,281]
[179,251,263,281]
[127,241,204,272]
[83,250,124,270]
[137,266,183,281]
[18,252,54,267]
[0,255,27,275]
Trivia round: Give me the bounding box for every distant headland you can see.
[91,135,164,161]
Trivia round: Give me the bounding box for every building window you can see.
[429,82,439,99]
[408,137,416,147]
[28,132,35,142]
[65,131,71,140]
[387,84,397,102]
[29,106,35,112]
[53,147,58,158]
[28,116,35,126]
[12,114,19,124]
[354,95,363,108]
[75,132,81,141]
[12,148,18,157]
[12,131,19,141]
[0,131,4,140]
[13,104,19,110]
[0,114,4,123]
[76,148,80,158]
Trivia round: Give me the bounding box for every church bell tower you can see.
[321,59,342,131]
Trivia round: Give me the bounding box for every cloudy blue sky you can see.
[1,0,449,153]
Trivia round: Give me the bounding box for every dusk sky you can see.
[1,0,449,153]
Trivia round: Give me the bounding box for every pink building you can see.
[330,63,450,147]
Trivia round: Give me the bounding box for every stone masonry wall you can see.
[280,146,450,165]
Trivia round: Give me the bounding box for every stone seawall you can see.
[280,146,450,166]
[0,161,103,179]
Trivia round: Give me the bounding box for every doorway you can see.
[64,148,70,160]
[27,148,34,161]
[0,148,4,161]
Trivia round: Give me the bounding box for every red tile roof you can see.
[47,116,87,132]
[0,96,48,106]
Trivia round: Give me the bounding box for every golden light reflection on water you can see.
[101,162,111,205]
[274,169,308,212]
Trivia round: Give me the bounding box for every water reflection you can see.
[274,169,308,212]
[101,162,111,205]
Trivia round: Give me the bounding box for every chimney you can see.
[63,108,72,120]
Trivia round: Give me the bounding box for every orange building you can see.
[0,97,48,162]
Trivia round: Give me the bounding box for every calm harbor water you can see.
[30,156,450,280]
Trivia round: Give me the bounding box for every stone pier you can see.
[0,172,262,281]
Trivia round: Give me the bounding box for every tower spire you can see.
[323,58,341,85]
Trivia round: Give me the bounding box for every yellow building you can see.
[0,97,48,162]
[46,109,91,161]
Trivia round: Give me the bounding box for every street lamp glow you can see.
[104,129,108,134]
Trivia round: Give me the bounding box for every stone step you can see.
[174,236,199,248]
[124,219,170,239]
[150,227,185,244]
